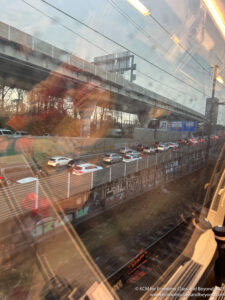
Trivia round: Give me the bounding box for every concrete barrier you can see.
[0,136,134,162]
[133,128,190,143]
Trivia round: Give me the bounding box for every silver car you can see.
[103,153,123,164]
[119,147,133,154]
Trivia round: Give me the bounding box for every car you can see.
[136,144,148,152]
[48,156,72,167]
[0,128,13,136]
[119,147,133,154]
[165,142,179,150]
[109,128,122,137]
[72,163,103,175]
[211,135,219,140]
[43,133,51,136]
[143,145,157,154]
[177,139,189,146]
[126,150,142,156]
[14,131,28,136]
[189,138,198,145]
[102,153,122,164]
[157,143,170,151]
[67,158,86,168]
[123,153,142,163]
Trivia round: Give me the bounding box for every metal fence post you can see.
[147,156,149,169]
[91,172,94,189]
[35,179,39,209]
[124,163,126,177]
[67,172,71,198]
[109,167,112,182]
[136,159,139,172]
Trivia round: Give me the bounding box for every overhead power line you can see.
[22,0,210,97]
[35,0,210,96]
[148,14,211,76]
[108,0,210,76]
[136,69,197,99]
[106,0,209,88]
[22,0,108,54]
[22,0,202,101]
[106,0,166,53]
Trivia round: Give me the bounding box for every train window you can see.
[0,0,225,299]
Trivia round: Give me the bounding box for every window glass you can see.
[1,1,225,299]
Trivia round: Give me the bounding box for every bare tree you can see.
[12,88,27,113]
[0,79,13,111]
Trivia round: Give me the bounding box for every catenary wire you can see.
[21,0,207,100]
[32,0,211,97]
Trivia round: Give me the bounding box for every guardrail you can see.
[0,139,223,224]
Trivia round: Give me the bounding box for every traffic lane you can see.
[0,146,184,185]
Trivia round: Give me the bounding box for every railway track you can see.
[75,200,203,300]
[105,203,202,299]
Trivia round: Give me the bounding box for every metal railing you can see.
[0,140,223,224]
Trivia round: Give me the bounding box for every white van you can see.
[0,128,13,136]
[109,128,122,137]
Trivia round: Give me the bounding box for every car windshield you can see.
[74,166,83,170]
[1,1,225,299]
[3,130,12,134]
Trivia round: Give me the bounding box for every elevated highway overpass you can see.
[0,21,205,133]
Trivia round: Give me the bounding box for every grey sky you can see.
[0,0,225,123]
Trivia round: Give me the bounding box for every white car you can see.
[119,147,133,154]
[0,128,13,136]
[72,163,103,175]
[123,153,142,163]
[48,156,72,167]
[157,144,170,151]
[126,150,142,156]
[143,146,157,154]
[166,142,179,150]
[103,153,122,164]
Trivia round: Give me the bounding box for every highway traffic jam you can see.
[0,135,224,187]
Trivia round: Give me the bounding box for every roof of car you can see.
[16,177,38,184]
[50,156,69,159]
[75,163,99,167]
[105,153,118,155]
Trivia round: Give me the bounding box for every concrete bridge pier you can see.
[138,110,151,128]
[79,101,96,137]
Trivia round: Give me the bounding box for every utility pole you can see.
[205,65,219,165]
[212,65,218,99]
